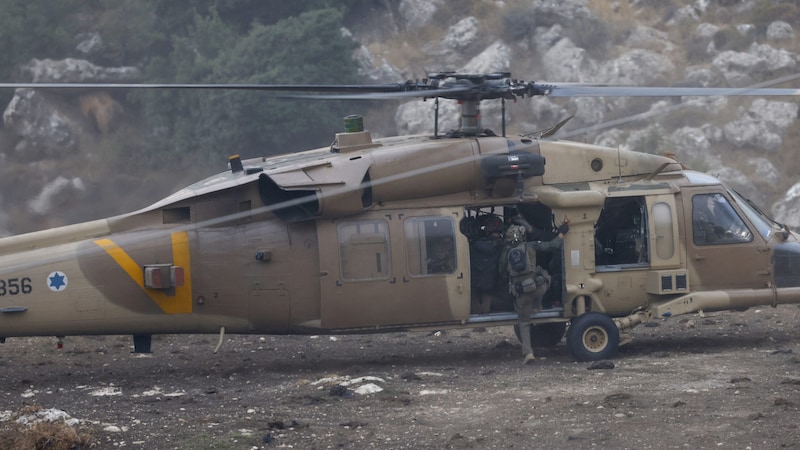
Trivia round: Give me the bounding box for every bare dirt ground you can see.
[2,305,800,449]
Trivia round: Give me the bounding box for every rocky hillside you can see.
[3,0,800,234]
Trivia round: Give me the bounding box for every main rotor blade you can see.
[537,73,800,98]
[4,70,800,101]
[543,85,800,97]
[0,81,477,101]
[278,86,473,100]
[0,82,413,92]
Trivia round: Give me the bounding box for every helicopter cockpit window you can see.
[692,193,753,246]
[404,217,457,276]
[338,220,391,281]
[729,189,772,240]
[594,197,649,269]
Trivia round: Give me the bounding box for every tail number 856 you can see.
[0,277,33,296]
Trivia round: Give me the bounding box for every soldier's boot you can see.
[519,323,535,364]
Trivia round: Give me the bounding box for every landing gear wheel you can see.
[566,312,620,361]
[513,322,567,348]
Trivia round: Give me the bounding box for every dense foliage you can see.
[0,0,365,163]
[0,0,82,104]
[137,7,360,161]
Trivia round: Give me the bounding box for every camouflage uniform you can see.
[503,223,567,363]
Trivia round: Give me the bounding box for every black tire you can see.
[513,322,567,348]
[566,312,620,362]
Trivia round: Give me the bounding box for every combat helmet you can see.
[505,224,527,244]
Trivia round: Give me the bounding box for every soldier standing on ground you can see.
[503,219,570,364]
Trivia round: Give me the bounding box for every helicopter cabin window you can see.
[652,202,675,260]
[692,193,753,246]
[338,220,390,281]
[594,197,649,269]
[404,216,457,276]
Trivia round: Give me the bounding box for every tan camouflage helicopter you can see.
[2,72,800,362]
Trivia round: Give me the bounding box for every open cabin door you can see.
[317,208,470,329]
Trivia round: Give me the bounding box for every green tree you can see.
[144,0,376,31]
[138,7,361,163]
[90,0,166,66]
[0,0,82,102]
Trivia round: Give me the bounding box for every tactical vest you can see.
[507,242,535,279]
[506,242,549,296]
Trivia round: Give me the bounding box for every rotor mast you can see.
[458,99,482,136]
[425,72,533,138]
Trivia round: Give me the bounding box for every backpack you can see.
[507,242,535,278]
[507,242,551,296]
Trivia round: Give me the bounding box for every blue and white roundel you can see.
[47,271,68,292]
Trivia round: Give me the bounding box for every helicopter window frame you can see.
[404,216,457,277]
[691,193,753,246]
[652,201,675,260]
[594,196,650,271]
[727,189,772,240]
[337,219,391,282]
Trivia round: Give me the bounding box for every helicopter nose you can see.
[774,241,800,288]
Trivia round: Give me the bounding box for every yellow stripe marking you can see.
[94,231,193,314]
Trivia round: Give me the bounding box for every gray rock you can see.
[710,165,772,208]
[532,0,595,25]
[593,128,625,148]
[668,6,700,25]
[596,49,676,85]
[626,124,667,154]
[75,32,105,55]
[712,44,797,87]
[712,51,764,86]
[625,25,673,52]
[670,127,711,155]
[772,182,800,230]
[523,97,571,133]
[395,99,458,136]
[425,17,483,67]
[693,22,719,40]
[701,123,724,143]
[542,37,595,82]
[440,17,481,52]
[570,97,608,132]
[723,119,783,152]
[736,24,756,38]
[461,41,511,75]
[16,58,141,83]
[723,99,798,152]
[353,45,403,82]
[2,89,81,159]
[534,24,566,55]
[749,43,797,72]
[767,21,795,41]
[747,157,780,181]
[683,66,724,87]
[27,176,86,216]
[399,0,442,30]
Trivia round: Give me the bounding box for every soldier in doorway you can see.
[503,219,569,364]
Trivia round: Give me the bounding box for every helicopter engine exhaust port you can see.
[566,312,621,362]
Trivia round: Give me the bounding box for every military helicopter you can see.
[2,71,800,362]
